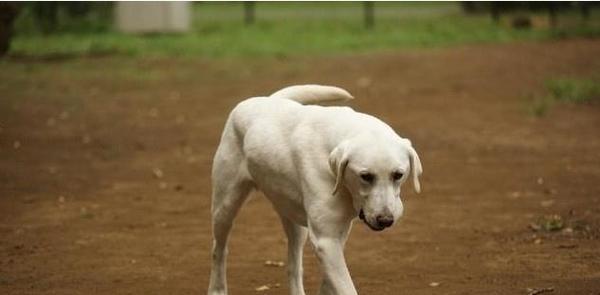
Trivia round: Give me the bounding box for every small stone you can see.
[168,92,181,101]
[508,191,521,199]
[429,282,440,287]
[46,117,56,127]
[357,77,372,88]
[148,108,159,118]
[540,200,555,207]
[82,135,92,144]
[152,168,164,179]
[75,239,89,246]
[13,141,21,149]
[59,111,70,120]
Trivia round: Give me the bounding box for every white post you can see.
[115,2,191,34]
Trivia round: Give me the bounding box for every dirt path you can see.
[1,39,600,295]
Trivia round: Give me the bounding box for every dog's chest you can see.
[246,157,307,226]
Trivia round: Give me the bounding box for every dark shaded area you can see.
[462,1,599,26]
[0,2,19,56]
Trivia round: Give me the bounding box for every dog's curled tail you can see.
[270,84,354,105]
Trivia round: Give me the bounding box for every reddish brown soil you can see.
[1,39,600,295]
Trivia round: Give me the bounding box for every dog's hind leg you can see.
[208,150,253,295]
[279,216,308,295]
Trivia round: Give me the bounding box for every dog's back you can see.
[212,85,357,225]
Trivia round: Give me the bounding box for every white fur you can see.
[208,85,422,295]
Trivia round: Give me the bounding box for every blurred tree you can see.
[244,1,255,25]
[0,2,19,56]
[364,2,374,29]
[31,2,60,33]
[461,1,596,26]
[579,2,590,22]
[22,2,112,34]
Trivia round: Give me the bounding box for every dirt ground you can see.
[1,39,600,295]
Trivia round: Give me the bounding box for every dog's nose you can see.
[376,215,394,228]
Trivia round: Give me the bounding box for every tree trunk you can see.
[0,2,19,56]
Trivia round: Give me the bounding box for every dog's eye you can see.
[359,172,375,183]
[391,171,403,181]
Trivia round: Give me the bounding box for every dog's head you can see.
[329,136,422,231]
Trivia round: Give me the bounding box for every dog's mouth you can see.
[359,209,386,232]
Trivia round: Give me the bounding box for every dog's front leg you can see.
[308,223,356,295]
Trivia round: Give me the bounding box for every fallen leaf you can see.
[255,285,269,291]
[527,287,554,295]
[264,260,285,267]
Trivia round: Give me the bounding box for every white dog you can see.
[208,85,422,295]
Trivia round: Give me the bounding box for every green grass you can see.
[8,2,600,59]
[528,95,551,117]
[546,78,600,103]
[528,76,600,117]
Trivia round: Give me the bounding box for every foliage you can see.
[535,214,565,232]
[13,2,113,34]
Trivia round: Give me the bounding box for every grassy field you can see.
[8,2,600,58]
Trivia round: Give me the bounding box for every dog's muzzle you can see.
[359,209,392,232]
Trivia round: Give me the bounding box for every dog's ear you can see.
[401,139,423,193]
[329,141,350,195]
